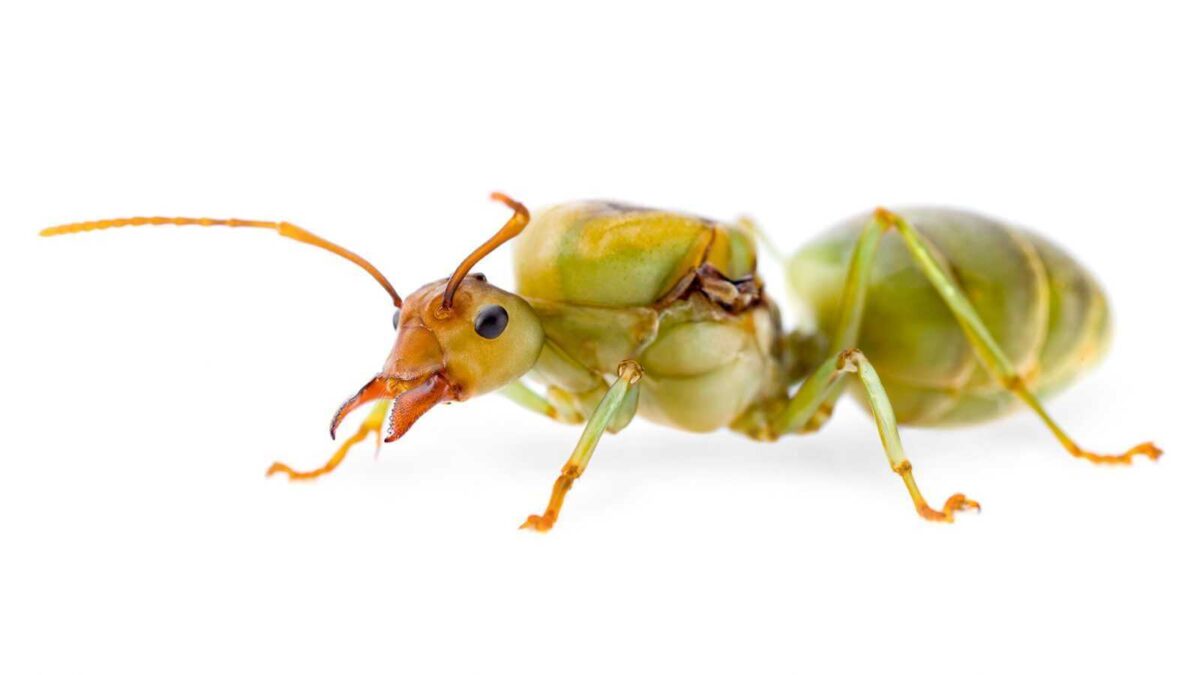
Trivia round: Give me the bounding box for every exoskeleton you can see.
[42,194,1160,530]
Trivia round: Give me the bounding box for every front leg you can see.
[266,399,391,480]
[520,361,643,532]
[498,380,585,425]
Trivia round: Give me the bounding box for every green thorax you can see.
[512,201,786,433]
[513,201,757,307]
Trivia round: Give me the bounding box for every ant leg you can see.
[266,399,390,481]
[875,209,1162,465]
[780,216,893,430]
[520,361,642,533]
[498,380,584,425]
[771,349,980,522]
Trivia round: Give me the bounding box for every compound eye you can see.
[392,309,401,330]
[473,304,508,339]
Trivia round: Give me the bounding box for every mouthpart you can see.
[329,372,458,443]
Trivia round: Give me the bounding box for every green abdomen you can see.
[788,208,1111,426]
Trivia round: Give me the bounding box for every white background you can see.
[1,2,1196,673]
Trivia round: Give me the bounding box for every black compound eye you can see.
[392,309,401,330]
[473,304,508,339]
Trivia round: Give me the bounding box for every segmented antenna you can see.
[441,193,530,310]
[40,216,403,308]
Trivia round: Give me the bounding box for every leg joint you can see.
[836,348,863,372]
[1001,374,1027,393]
[872,207,901,230]
[617,359,644,384]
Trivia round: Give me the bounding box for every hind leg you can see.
[770,349,979,522]
[801,208,1160,464]
[872,208,1161,465]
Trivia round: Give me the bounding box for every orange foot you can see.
[1069,442,1163,465]
[520,473,575,532]
[265,462,333,481]
[520,511,559,533]
[917,493,981,523]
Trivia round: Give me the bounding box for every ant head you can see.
[330,194,543,443]
[41,193,541,448]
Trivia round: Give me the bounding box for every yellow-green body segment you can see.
[514,201,785,433]
[788,208,1111,426]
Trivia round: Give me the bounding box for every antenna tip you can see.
[489,192,527,215]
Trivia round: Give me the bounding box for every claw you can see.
[520,472,577,533]
[916,493,981,523]
[1068,441,1163,465]
[519,513,558,533]
[265,459,333,482]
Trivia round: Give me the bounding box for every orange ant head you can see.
[329,194,543,443]
[40,193,539,448]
